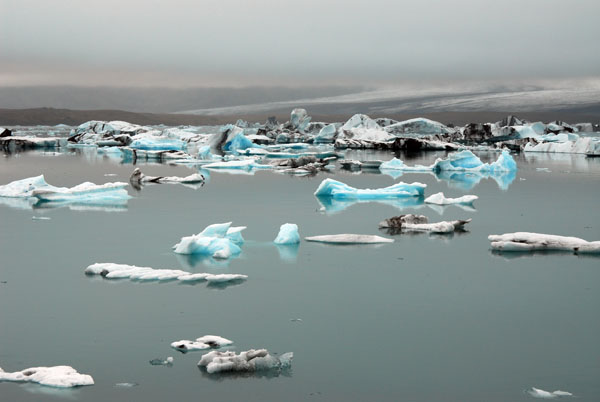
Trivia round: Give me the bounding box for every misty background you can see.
[1,0,599,115]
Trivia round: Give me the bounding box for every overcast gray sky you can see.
[1,0,599,87]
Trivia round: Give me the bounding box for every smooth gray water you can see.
[1,147,599,401]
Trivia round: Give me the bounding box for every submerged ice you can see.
[198,349,293,374]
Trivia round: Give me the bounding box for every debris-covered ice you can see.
[424,192,478,205]
[198,349,293,374]
[173,222,245,258]
[527,387,573,399]
[84,263,248,285]
[488,232,600,253]
[315,178,426,199]
[171,336,233,352]
[129,168,204,185]
[305,234,394,244]
[0,366,94,388]
[274,223,300,244]
[379,214,471,233]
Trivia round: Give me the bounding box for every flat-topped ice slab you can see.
[488,232,600,253]
[379,215,471,233]
[0,366,94,388]
[425,192,478,205]
[305,234,394,244]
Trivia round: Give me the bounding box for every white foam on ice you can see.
[0,366,94,388]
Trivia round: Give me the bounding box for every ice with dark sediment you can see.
[198,349,293,374]
[129,168,204,185]
[0,366,94,388]
[171,336,233,352]
[378,214,471,233]
[488,233,600,253]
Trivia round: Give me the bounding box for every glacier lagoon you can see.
[1,146,599,401]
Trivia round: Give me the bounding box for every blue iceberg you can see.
[274,223,300,244]
[173,222,245,259]
[316,195,425,214]
[314,178,426,199]
[129,136,186,151]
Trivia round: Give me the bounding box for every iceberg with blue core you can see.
[315,178,426,199]
[274,223,300,244]
[380,150,516,173]
[173,222,245,258]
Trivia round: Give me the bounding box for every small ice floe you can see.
[31,216,51,221]
[305,234,394,244]
[0,366,94,388]
[114,382,138,388]
[104,173,118,177]
[314,178,426,199]
[173,222,245,259]
[378,214,471,234]
[536,167,551,172]
[171,336,233,352]
[198,349,293,374]
[527,387,573,399]
[84,263,248,286]
[202,159,272,170]
[274,223,300,244]
[488,232,600,253]
[149,357,173,366]
[129,168,205,186]
[424,192,478,205]
[290,318,303,322]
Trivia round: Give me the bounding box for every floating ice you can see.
[274,223,300,244]
[290,108,311,131]
[32,216,51,221]
[0,366,94,388]
[198,145,223,160]
[524,137,600,155]
[341,114,381,130]
[129,135,186,151]
[129,168,204,185]
[527,387,573,399]
[0,175,51,198]
[202,159,272,170]
[149,357,173,366]
[198,349,293,374]
[173,222,244,258]
[314,124,337,143]
[171,335,233,352]
[488,232,600,253]
[379,150,517,174]
[305,234,394,244]
[378,214,471,233]
[385,117,455,135]
[424,192,478,205]
[314,178,426,199]
[84,263,248,285]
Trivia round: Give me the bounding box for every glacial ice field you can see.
[0,124,599,401]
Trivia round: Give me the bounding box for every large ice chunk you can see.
[31,182,130,204]
[380,150,517,174]
[524,137,600,155]
[341,114,381,130]
[274,223,300,244]
[198,349,293,374]
[314,124,337,143]
[173,222,245,258]
[384,117,454,135]
[202,159,272,170]
[0,175,50,198]
[305,234,394,244]
[0,366,94,388]
[290,108,311,131]
[425,192,477,205]
[315,178,426,199]
[171,335,233,352]
[129,135,186,151]
[129,168,204,185]
[488,232,600,253]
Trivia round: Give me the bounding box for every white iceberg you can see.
[173,222,244,258]
[424,192,478,205]
[171,335,233,352]
[384,117,454,135]
[488,232,600,253]
[84,263,248,285]
[198,349,293,374]
[527,387,573,399]
[202,159,272,170]
[274,223,300,244]
[524,137,600,155]
[314,178,426,199]
[305,234,394,244]
[314,124,337,143]
[0,366,94,388]
[290,108,311,131]
[341,114,381,130]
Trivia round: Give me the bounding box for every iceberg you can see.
[341,114,381,130]
[273,223,300,244]
[384,117,454,135]
[149,357,173,366]
[314,124,337,143]
[290,108,311,131]
[202,159,272,170]
[129,168,204,185]
[173,222,245,258]
[424,192,478,205]
[171,335,233,352]
[523,137,600,155]
[128,135,186,151]
[378,214,471,233]
[488,233,600,253]
[0,366,94,388]
[527,387,573,399]
[84,263,248,285]
[198,145,223,160]
[314,178,426,199]
[0,175,49,198]
[198,349,293,374]
[379,150,517,174]
[305,234,394,244]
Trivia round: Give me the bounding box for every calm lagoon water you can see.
[0,146,599,401]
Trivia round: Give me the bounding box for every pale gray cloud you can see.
[1,0,599,86]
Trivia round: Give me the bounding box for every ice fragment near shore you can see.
[274,223,300,244]
[425,192,478,205]
[488,232,600,253]
[0,366,94,388]
[171,335,233,352]
[198,349,293,374]
[315,178,426,199]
